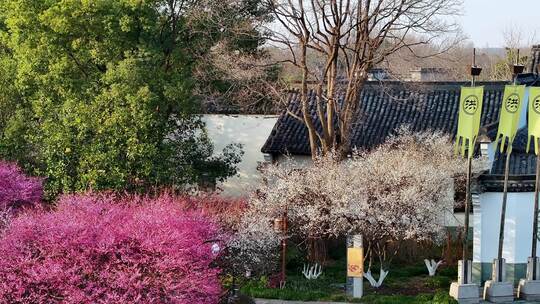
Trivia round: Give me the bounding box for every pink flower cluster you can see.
[0,193,223,303]
[0,161,42,209]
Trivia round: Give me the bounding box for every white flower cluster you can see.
[232,128,473,270]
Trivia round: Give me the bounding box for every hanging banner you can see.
[496,85,526,154]
[455,86,484,158]
[347,248,364,277]
[527,87,540,155]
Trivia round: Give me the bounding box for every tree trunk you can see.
[338,74,368,160]
[299,40,321,160]
[306,236,327,265]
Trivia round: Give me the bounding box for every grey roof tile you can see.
[262,81,508,155]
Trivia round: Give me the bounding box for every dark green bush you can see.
[432,290,458,304]
[438,267,458,278]
[425,276,452,289]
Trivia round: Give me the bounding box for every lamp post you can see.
[517,62,540,301]
[484,49,526,302]
[494,50,525,283]
[462,48,482,284]
[449,48,483,304]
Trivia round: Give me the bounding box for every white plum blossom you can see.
[234,128,481,286]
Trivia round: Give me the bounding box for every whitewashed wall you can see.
[474,192,540,265]
[203,114,278,197]
[472,87,533,265]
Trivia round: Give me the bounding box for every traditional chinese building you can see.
[261,48,540,284]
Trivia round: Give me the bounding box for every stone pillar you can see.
[518,257,540,301]
[483,258,514,303]
[526,257,540,280]
[450,191,481,303]
[458,260,473,284]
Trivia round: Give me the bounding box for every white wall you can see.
[203,114,278,197]
[474,192,540,264]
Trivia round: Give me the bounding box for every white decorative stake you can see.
[364,269,389,288]
[424,259,444,276]
[302,263,322,280]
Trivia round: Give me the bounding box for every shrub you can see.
[432,290,458,304]
[438,266,458,278]
[0,193,223,303]
[178,194,247,231]
[0,161,42,209]
[0,0,243,197]
[425,276,452,289]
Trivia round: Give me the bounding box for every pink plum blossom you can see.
[0,161,42,210]
[0,192,224,303]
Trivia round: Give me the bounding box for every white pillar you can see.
[348,234,363,298]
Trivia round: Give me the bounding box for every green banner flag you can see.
[527,87,540,155]
[496,85,526,154]
[455,86,484,159]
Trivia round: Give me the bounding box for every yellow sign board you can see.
[347,248,364,277]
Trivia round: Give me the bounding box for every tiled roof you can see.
[262,81,508,155]
[479,129,537,192]
[489,127,535,167]
[491,152,537,176]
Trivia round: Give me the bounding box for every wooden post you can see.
[532,139,540,279]
[496,150,511,281]
[462,157,473,283]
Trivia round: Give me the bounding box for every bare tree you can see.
[264,0,463,159]
[489,25,537,80]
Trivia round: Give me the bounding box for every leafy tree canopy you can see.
[0,0,248,197]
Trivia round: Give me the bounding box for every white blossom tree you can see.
[349,129,466,285]
[235,128,480,287]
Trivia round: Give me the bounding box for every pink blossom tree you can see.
[0,161,43,210]
[0,193,224,303]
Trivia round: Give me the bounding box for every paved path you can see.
[255,299,347,304]
[255,298,539,303]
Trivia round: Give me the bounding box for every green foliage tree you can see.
[0,0,242,197]
[191,0,282,114]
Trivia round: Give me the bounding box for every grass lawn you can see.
[240,260,458,304]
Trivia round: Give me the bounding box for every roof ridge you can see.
[261,82,507,156]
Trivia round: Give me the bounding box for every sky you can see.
[461,0,540,47]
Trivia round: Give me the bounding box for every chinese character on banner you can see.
[527,87,540,155]
[496,85,526,154]
[455,86,484,159]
